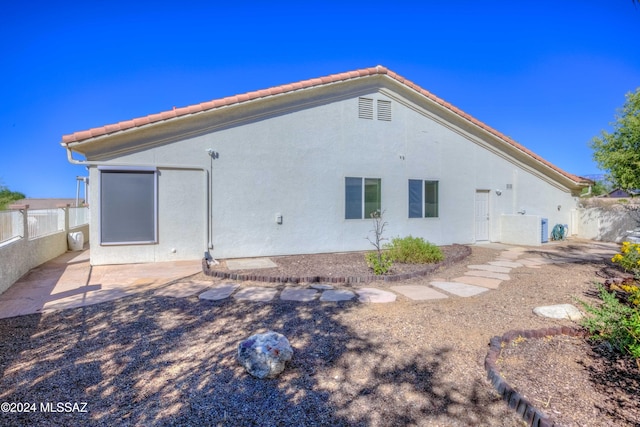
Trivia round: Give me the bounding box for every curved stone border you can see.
[485,326,588,427]
[202,244,472,284]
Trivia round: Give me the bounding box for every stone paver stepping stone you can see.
[430,281,489,297]
[453,276,502,289]
[533,304,583,321]
[356,288,397,303]
[199,283,240,301]
[499,251,522,259]
[280,287,318,302]
[156,279,211,298]
[311,283,334,290]
[320,289,355,302]
[233,287,277,302]
[464,270,510,281]
[489,261,523,268]
[516,259,542,268]
[390,285,448,301]
[467,264,511,273]
[521,257,563,265]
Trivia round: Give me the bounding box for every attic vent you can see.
[377,100,391,121]
[358,97,374,119]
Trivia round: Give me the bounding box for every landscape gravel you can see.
[0,241,637,426]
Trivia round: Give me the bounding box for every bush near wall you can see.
[386,236,444,264]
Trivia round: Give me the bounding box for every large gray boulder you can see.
[237,331,293,379]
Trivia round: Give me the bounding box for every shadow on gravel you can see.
[0,292,500,426]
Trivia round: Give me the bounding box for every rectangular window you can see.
[408,179,439,218]
[100,167,157,244]
[346,177,381,219]
[425,181,439,218]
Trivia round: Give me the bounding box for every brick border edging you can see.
[485,326,588,427]
[201,244,472,284]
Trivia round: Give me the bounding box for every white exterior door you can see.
[475,190,490,241]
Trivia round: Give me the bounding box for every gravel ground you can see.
[0,241,637,426]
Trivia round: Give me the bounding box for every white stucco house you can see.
[61,66,589,265]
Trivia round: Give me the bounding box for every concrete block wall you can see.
[0,205,90,295]
[500,214,543,246]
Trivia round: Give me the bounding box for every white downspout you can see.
[65,146,216,262]
[580,185,592,198]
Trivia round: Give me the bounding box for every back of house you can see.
[61,66,588,265]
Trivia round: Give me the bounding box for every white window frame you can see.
[408,179,439,219]
[345,177,382,219]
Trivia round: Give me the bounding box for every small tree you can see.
[365,210,393,275]
[590,88,640,191]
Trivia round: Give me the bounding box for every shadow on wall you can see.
[579,199,640,242]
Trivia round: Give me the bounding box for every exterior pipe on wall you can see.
[65,146,215,262]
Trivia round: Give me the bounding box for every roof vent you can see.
[377,100,391,121]
[358,97,374,119]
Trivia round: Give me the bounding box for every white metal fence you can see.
[27,209,64,239]
[0,206,90,243]
[0,210,23,244]
[69,206,90,228]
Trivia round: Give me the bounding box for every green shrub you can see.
[385,236,444,264]
[365,251,393,275]
[579,284,640,360]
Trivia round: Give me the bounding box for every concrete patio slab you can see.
[356,288,397,303]
[464,270,511,281]
[155,280,212,298]
[452,276,502,289]
[199,283,240,301]
[233,287,277,302]
[43,289,131,312]
[390,285,448,300]
[225,258,277,270]
[319,289,355,302]
[280,287,318,302]
[430,281,489,297]
[467,264,511,273]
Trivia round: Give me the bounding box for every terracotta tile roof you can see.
[61,65,588,184]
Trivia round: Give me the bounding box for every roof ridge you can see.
[61,66,587,184]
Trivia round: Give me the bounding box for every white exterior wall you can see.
[81,79,580,264]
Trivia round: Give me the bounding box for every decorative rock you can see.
[533,304,583,321]
[237,331,293,379]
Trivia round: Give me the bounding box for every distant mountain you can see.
[581,173,607,182]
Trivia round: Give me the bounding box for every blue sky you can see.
[1,1,638,197]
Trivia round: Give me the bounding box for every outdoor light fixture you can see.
[495,189,502,196]
[557,205,561,211]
